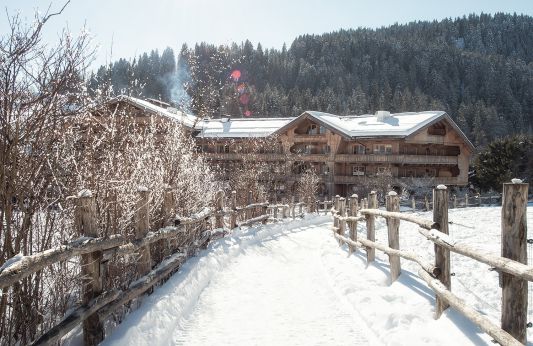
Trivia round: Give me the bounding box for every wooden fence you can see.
[0,188,309,346]
[330,181,530,346]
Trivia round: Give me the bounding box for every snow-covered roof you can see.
[193,110,473,149]
[107,95,198,128]
[275,110,448,138]
[195,117,295,138]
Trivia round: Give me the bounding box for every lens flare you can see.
[230,70,241,81]
[237,83,246,94]
[244,110,252,117]
[239,94,250,105]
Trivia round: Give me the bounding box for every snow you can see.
[297,110,447,138]
[0,252,23,272]
[195,110,449,140]
[114,95,198,128]
[195,117,294,138]
[101,205,533,345]
[77,189,93,198]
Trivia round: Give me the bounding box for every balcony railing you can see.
[334,154,458,165]
[203,152,459,166]
[292,134,328,142]
[334,175,465,185]
[203,152,331,162]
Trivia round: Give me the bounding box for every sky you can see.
[1,0,533,68]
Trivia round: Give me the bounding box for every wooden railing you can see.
[203,152,459,166]
[334,153,458,165]
[329,181,530,346]
[0,189,310,346]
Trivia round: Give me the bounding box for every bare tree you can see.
[296,169,320,211]
[208,136,284,205]
[0,3,94,344]
[0,5,221,343]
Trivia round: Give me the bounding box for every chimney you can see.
[376,110,391,122]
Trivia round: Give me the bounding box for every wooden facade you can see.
[94,97,474,199]
[197,111,474,198]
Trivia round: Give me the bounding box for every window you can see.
[353,144,366,154]
[376,166,390,176]
[425,169,436,177]
[307,124,325,135]
[321,145,331,154]
[303,145,312,154]
[373,144,392,155]
[321,165,330,175]
[307,124,318,135]
[352,166,365,176]
[217,144,229,153]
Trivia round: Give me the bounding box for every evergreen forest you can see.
[89,13,533,148]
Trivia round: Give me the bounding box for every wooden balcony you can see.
[397,176,465,185]
[334,175,465,186]
[333,175,367,184]
[334,154,458,165]
[292,134,328,142]
[203,152,459,167]
[203,152,331,162]
[203,152,286,161]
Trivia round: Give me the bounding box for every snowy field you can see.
[98,207,533,346]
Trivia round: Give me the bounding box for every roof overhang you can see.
[405,112,475,152]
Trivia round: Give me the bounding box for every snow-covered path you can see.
[101,210,527,346]
[103,216,377,345]
[171,221,372,345]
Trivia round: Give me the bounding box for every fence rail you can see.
[0,189,311,346]
[329,181,529,346]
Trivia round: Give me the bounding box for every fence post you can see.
[366,191,377,263]
[333,195,340,232]
[159,186,174,260]
[230,190,237,228]
[501,180,528,344]
[465,193,469,207]
[273,204,278,219]
[247,190,253,219]
[338,197,346,245]
[282,198,289,218]
[135,186,152,276]
[453,194,457,209]
[411,195,416,211]
[386,191,401,283]
[348,194,359,254]
[262,202,268,224]
[425,194,430,211]
[334,195,340,212]
[363,197,368,209]
[433,185,450,319]
[214,189,225,229]
[291,196,295,220]
[75,190,103,346]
